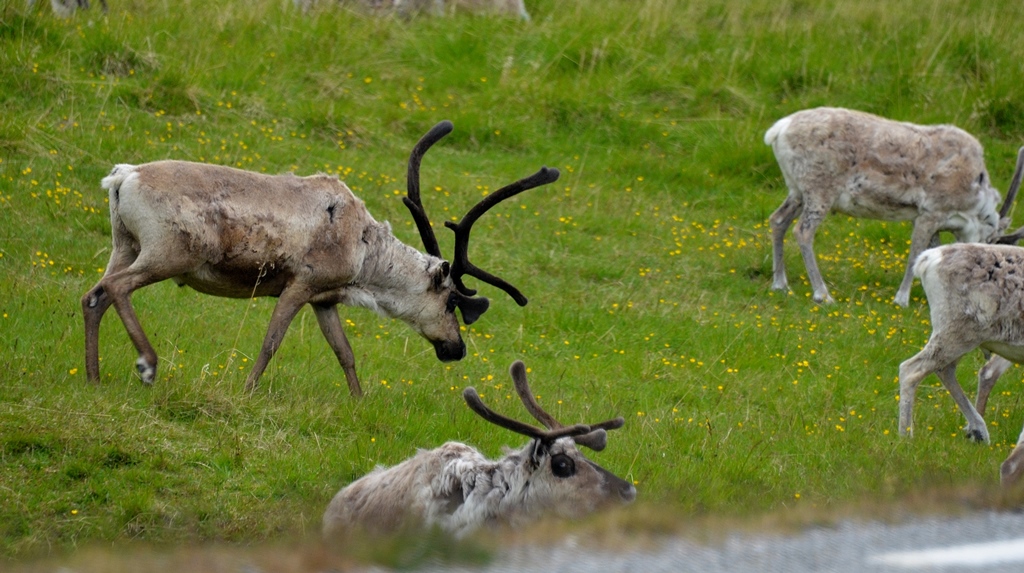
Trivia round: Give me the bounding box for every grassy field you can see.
[4,0,1024,565]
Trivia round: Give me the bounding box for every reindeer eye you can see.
[446,292,459,313]
[550,454,576,478]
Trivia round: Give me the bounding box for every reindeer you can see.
[30,0,107,17]
[294,0,530,20]
[765,107,1024,306]
[896,242,1024,485]
[81,121,558,396]
[322,360,636,537]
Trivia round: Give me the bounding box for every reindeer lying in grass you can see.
[82,121,558,395]
[322,360,636,537]
[897,242,1024,486]
[765,107,1024,306]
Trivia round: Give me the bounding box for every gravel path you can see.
[399,510,1024,573]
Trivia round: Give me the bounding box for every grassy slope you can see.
[3,0,1024,560]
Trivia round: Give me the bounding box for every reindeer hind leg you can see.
[95,246,197,384]
[935,361,989,443]
[82,244,139,382]
[792,203,834,304]
[769,194,802,293]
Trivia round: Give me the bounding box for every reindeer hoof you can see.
[812,293,835,305]
[964,427,989,443]
[135,358,155,385]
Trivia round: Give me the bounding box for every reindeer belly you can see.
[982,341,1024,364]
[174,263,290,298]
[833,180,921,221]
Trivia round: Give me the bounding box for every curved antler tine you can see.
[508,360,562,430]
[589,417,626,432]
[402,120,454,258]
[998,146,1024,219]
[463,387,547,439]
[444,166,561,304]
[463,387,590,442]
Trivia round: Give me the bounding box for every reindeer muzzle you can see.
[432,339,467,362]
[587,459,637,503]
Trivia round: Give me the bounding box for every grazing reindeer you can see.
[81,121,558,396]
[30,0,107,17]
[765,107,1024,306]
[295,0,530,20]
[896,242,1024,485]
[322,360,636,537]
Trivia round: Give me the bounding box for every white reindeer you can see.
[765,107,1024,306]
[322,360,636,537]
[81,121,558,396]
[897,242,1024,485]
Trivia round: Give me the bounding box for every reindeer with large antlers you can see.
[322,360,636,537]
[765,107,1024,306]
[81,121,558,395]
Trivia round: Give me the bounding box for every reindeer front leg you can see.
[311,303,362,397]
[245,284,313,392]
[792,203,833,304]
[976,353,1011,416]
[895,214,942,307]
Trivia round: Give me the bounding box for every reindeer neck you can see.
[356,222,439,291]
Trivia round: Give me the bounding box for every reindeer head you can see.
[462,360,636,522]
[401,122,559,362]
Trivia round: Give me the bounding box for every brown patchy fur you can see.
[82,160,466,395]
[127,162,370,298]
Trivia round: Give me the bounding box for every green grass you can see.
[4,0,1024,564]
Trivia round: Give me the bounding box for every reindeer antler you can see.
[463,387,592,443]
[463,360,625,451]
[403,120,453,258]
[402,121,560,306]
[507,360,624,451]
[445,167,559,306]
[998,146,1024,220]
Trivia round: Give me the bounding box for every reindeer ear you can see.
[458,295,489,325]
[574,428,608,451]
[527,439,547,468]
[431,262,451,290]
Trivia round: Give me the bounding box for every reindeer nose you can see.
[432,339,466,362]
